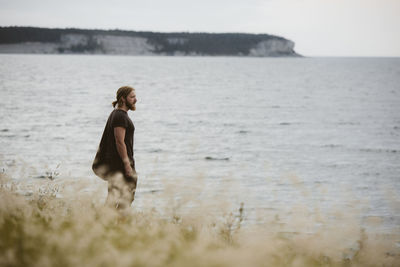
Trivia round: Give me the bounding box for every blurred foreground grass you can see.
[0,173,399,267]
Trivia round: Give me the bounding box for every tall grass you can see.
[0,172,399,267]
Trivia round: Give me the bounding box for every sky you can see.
[0,0,399,57]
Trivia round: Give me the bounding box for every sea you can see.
[0,54,399,232]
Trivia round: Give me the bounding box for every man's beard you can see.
[127,102,136,111]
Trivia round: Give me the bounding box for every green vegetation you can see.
[0,26,297,56]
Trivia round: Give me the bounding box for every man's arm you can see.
[114,127,134,177]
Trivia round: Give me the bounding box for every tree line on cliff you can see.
[0,26,292,55]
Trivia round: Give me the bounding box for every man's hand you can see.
[124,162,135,178]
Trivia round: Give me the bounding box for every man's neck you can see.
[117,105,129,112]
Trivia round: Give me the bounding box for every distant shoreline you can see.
[0,26,301,57]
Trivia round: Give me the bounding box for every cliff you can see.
[0,27,301,57]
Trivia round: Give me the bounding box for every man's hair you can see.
[112,86,135,108]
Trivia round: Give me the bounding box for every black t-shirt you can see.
[92,109,135,176]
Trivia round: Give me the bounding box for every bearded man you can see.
[92,86,138,209]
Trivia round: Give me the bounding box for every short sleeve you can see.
[112,111,128,128]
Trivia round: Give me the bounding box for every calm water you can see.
[0,54,399,230]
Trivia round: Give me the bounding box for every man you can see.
[92,86,138,209]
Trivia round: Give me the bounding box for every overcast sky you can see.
[1,0,399,57]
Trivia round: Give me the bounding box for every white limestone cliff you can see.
[249,39,296,57]
[0,33,298,57]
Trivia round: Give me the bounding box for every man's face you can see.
[124,91,137,111]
